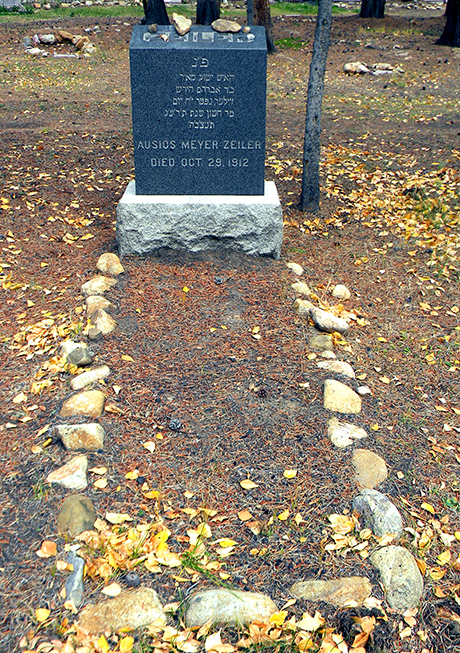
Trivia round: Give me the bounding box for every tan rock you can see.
[46,455,88,490]
[172,13,192,36]
[57,494,96,536]
[70,366,111,391]
[85,295,113,317]
[56,423,104,451]
[58,29,74,41]
[81,275,117,297]
[332,284,351,300]
[211,19,241,33]
[78,587,165,634]
[60,390,105,418]
[291,577,372,607]
[310,307,349,335]
[327,418,368,447]
[324,380,362,414]
[91,308,116,335]
[291,281,311,296]
[293,298,315,315]
[353,449,388,489]
[74,36,90,50]
[185,589,277,628]
[96,253,124,276]
[317,360,355,378]
[286,261,304,276]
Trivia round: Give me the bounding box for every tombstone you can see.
[116,24,283,258]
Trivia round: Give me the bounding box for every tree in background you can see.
[300,0,333,212]
[142,0,170,25]
[254,0,276,53]
[359,0,385,19]
[437,0,460,46]
[196,0,220,25]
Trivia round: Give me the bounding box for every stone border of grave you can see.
[28,253,424,643]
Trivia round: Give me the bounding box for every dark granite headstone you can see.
[129,25,267,196]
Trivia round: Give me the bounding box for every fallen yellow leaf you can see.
[240,479,259,490]
[283,469,297,479]
[102,582,122,597]
[35,608,50,623]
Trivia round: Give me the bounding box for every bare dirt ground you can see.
[0,6,460,653]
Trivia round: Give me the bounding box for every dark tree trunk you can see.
[254,0,276,53]
[142,0,170,25]
[300,0,333,212]
[437,0,460,46]
[247,0,254,26]
[196,0,220,25]
[359,0,385,18]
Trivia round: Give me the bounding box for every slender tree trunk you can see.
[359,0,385,18]
[437,0,460,46]
[254,0,276,53]
[142,0,170,25]
[300,0,332,212]
[247,0,254,26]
[196,0,220,25]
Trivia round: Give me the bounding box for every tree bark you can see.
[437,0,460,46]
[142,0,170,25]
[300,0,333,212]
[359,0,385,18]
[196,0,220,25]
[254,0,276,53]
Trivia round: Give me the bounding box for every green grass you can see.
[275,36,306,50]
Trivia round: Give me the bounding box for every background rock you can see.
[353,488,403,538]
[185,589,277,627]
[324,380,362,413]
[291,577,372,607]
[57,494,96,536]
[370,546,423,611]
[353,449,388,488]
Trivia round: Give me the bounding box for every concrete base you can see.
[116,181,283,259]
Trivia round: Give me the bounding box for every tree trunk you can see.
[359,0,385,18]
[254,0,276,53]
[247,0,254,26]
[196,0,220,25]
[142,0,170,25]
[437,0,460,46]
[300,0,333,212]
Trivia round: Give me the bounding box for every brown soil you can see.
[0,7,460,653]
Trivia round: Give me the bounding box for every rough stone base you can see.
[116,181,283,259]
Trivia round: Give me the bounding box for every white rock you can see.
[172,12,192,35]
[291,281,311,296]
[85,295,113,317]
[81,275,117,297]
[310,307,349,335]
[293,298,315,315]
[96,253,124,276]
[370,546,423,611]
[46,455,88,489]
[324,380,362,414]
[286,261,304,276]
[353,489,403,538]
[185,589,277,627]
[320,350,336,359]
[327,417,368,448]
[344,61,370,74]
[291,577,372,607]
[60,340,86,358]
[70,365,111,390]
[357,385,372,395]
[331,284,351,300]
[317,360,355,378]
[91,308,117,335]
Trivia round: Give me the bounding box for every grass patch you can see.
[275,36,306,49]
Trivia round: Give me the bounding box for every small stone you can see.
[56,423,104,451]
[320,350,336,359]
[291,281,311,296]
[148,23,157,33]
[286,261,304,276]
[169,418,182,432]
[327,417,368,448]
[324,380,362,414]
[124,572,141,588]
[46,455,88,490]
[39,33,56,44]
[60,341,92,367]
[86,295,113,317]
[310,307,349,335]
[291,577,372,607]
[344,61,370,74]
[91,308,117,335]
[172,12,192,36]
[331,284,351,300]
[57,494,96,536]
[357,385,372,395]
[96,253,124,276]
[370,546,423,611]
[81,275,117,297]
[81,42,96,55]
[65,551,85,607]
[211,18,241,33]
[309,334,333,351]
[353,449,388,489]
[353,488,403,538]
[242,26,251,33]
[317,360,355,378]
[78,587,165,634]
[70,366,111,391]
[88,327,103,342]
[294,298,314,315]
[74,36,90,50]
[185,589,277,628]
[60,390,105,418]
[57,29,74,40]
